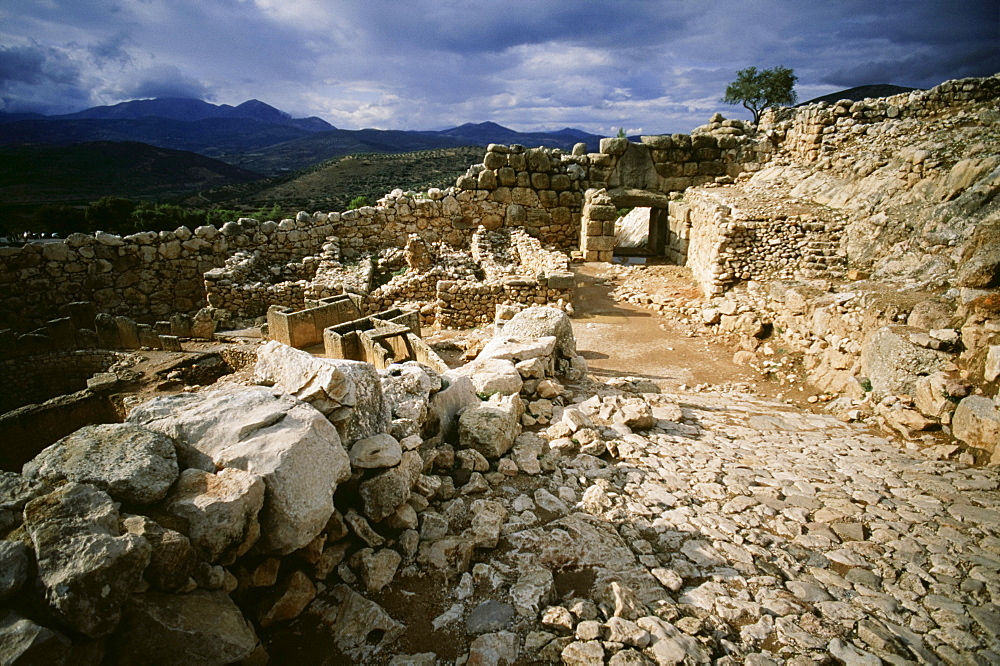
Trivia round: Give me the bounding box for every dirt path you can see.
[569,262,793,401]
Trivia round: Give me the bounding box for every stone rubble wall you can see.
[762,75,1000,164]
[673,188,847,295]
[2,75,995,333]
[0,349,131,414]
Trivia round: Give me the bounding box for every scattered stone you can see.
[467,600,517,635]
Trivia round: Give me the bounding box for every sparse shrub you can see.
[348,195,371,210]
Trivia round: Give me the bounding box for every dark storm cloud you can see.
[0,44,80,86]
[121,64,212,100]
[0,0,996,131]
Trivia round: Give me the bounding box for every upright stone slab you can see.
[115,316,141,349]
[170,313,192,337]
[95,313,120,348]
[137,324,161,349]
[61,301,97,331]
[45,318,76,349]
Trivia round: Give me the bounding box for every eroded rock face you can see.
[128,387,351,554]
[24,483,151,638]
[23,423,178,505]
[111,589,258,664]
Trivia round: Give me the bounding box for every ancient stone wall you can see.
[0,349,130,413]
[671,188,847,295]
[2,75,994,332]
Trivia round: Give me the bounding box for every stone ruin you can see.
[0,74,999,663]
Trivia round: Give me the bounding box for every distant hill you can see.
[0,141,261,205]
[0,98,604,175]
[187,147,486,213]
[222,122,604,174]
[42,97,335,132]
[799,84,920,106]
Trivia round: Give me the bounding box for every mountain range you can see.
[0,98,604,174]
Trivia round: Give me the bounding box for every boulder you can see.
[913,372,958,420]
[459,394,523,459]
[428,375,480,443]
[129,387,351,554]
[0,540,29,601]
[258,570,317,627]
[316,584,407,662]
[359,451,424,522]
[952,396,1000,461]
[350,434,402,469]
[0,610,72,665]
[24,483,151,638]
[380,362,442,433]
[254,341,390,444]
[476,336,557,365]
[111,589,257,664]
[860,326,952,399]
[500,306,576,359]
[448,358,523,396]
[350,547,402,594]
[23,423,178,505]
[122,515,198,591]
[162,467,265,564]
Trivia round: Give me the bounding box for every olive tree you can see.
[722,66,798,124]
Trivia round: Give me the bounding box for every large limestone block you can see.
[23,423,178,505]
[448,358,523,396]
[111,590,258,665]
[254,340,353,415]
[24,483,151,638]
[162,468,265,564]
[459,394,523,459]
[952,396,1000,460]
[501,307,576,359]
[429,375,480,443]
[476,336,557,365]
[129,387,351,554]
[860,326,952,399]
[122,515,197,591]
[255,340,391,444]
[359,450,424,522]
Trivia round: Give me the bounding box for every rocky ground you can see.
[263,266,1000,665]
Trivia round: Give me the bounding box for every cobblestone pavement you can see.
[419,380,1000,665]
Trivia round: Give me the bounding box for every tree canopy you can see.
[722,66,798,124]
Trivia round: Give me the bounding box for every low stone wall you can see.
[0,349,131,414]
[674,187,847,295]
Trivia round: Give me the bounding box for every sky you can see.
[1,0,997,136]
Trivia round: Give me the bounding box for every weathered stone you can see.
[315,585,406,662]
[258,570,317,627]
[161,467,265,564]
[112,589,258,664]
[468,630,519,666]
[129,387,351,554]
[860,326,951,399]
[459,394,522,459]
[510,567,555,617]
[0,610,71,665]
[24,483,151,638]
[359,450,423,522]
[0,540,29,601]
[23,423,178,505]
[952,396,1000,459]
[122,515,197,591]
[350,547,402,594]
[500,306,576,359]
[350,433,402,469]
[467,600,517,635]
[449,357,523,396]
